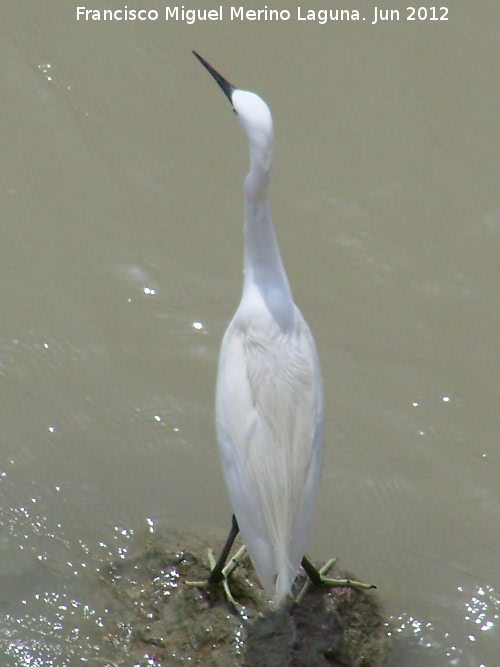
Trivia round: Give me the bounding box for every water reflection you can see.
[0,516,136,665]
[0,0,498,664]
[389,580,499,666]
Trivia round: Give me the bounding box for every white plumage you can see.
[196,56,324,605]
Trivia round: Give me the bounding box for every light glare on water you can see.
[0,1,498,664]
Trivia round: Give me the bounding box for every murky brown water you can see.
[1,1,498,664]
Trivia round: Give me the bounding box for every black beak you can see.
[193,51,235,105]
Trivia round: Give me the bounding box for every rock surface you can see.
[100,529,390,666]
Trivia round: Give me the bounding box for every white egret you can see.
[189,52,375,605]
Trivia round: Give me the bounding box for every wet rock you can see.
[100,529,390,666]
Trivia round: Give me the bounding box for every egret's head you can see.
[192,52,274,172]
[232,90,274,170]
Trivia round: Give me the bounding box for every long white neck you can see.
[242,149,294,327]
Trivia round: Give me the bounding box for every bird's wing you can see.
[215,305,323,598]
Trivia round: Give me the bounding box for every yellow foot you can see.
[185,545,247,607]
[296,557,376,605]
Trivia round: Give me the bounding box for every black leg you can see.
[297,554,376,603]
[208,514,240,584]
[301,554,323,586]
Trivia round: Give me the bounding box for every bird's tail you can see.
[274,542,296,606]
